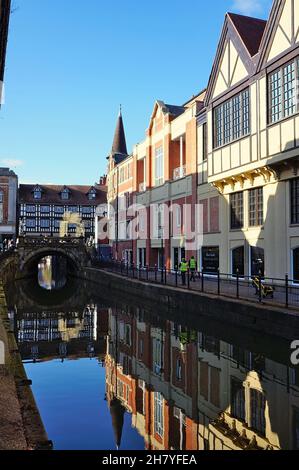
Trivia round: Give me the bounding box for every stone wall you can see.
[82,267,299,341]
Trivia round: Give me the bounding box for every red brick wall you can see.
[0,178,9,223]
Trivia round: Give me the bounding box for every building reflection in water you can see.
[15,305,108,363]
[105,305,299,451]
[38,255,67,291]
[11,291,299,450]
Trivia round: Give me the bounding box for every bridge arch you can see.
[20,247,80,275]
[0,237,90,283]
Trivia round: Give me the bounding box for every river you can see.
[3,256,299,451]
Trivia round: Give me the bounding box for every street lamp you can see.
[98,209,108,262]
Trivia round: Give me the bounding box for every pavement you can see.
[0,371,28,450]
[104,265,299,312]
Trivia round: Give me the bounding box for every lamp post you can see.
[100,210,108,261]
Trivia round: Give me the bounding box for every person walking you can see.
[179,258,188,286]
[189,256,197,282]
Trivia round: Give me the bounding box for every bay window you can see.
[214,89,250,148]
[269,58,298,124]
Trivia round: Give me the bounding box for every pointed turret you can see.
[109,397,126,450]
[112,106,128,157]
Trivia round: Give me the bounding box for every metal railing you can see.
[100,261,299,310]
[17,236,85,248]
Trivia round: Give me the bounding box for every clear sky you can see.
[0,0,272,185]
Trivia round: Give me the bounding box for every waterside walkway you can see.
[101,262,299,312]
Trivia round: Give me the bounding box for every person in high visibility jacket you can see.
[189,256,197,282]
[179,258,188,286]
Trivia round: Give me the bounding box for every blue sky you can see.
[0,0,272,185]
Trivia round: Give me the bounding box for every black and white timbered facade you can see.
[19,184,107,238]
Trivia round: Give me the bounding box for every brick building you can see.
[0,167,18,245]
[105,0,299,282]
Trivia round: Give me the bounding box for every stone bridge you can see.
[0,236,91,283]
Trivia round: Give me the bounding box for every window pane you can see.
[242,89,250,135]
[26,219,36,228]
[231,379,246,422]
[213,89,250,148]
[269,60,298,123]
[291,178,299,224]
[230,192,244,229]
[269,70,282,123]
[283,62,296,117]
[40,219,50,228]
[214,106,223,148]
[250,389,266,436]
[224,100,232,144]
[155,146,163,186]
[26,205,36,213]
[154,392,164,438]
[249,188,263,227]
[232,95,241,140]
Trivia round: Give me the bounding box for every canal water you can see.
[3,257,299,450]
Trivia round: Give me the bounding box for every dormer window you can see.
[88,188,97,201]
[61,188,71,201]
[33,186,42,200]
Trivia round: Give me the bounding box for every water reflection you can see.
[38,256,67,290]
[106,307,299,451]
[16,306,104,363]
[6,281,299,450]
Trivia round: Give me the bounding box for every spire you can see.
[111,106,128,156]
[109,397,126,449]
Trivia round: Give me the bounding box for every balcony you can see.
[139,182,146,193]
[173,166,186,181]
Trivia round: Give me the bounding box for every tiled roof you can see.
[164,104,186,117]
[0,167,17,177]
[19,184,107,205]
[228,12,267,57]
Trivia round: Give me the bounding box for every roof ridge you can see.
[227,11,267,23]
[227,11,267,57]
